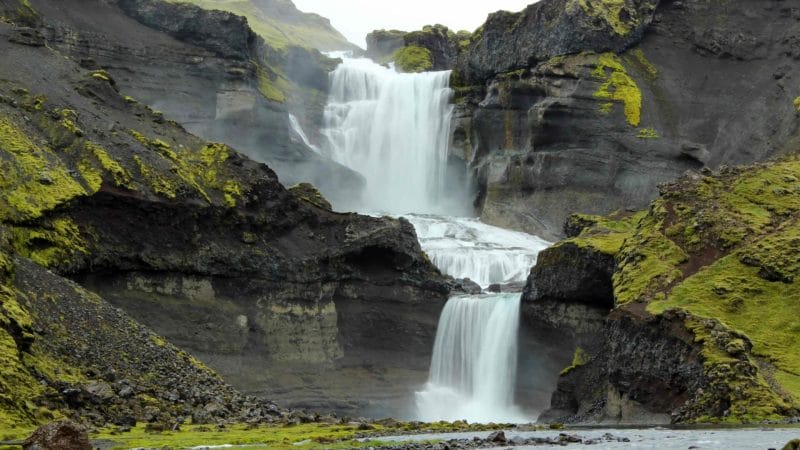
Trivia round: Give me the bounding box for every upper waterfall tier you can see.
[322,58,466,215]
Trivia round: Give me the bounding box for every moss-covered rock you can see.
[288,182,332,210]
[392,45,434,73]
[538,157,800,423]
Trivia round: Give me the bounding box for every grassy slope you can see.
[571,158,800,422]
[168,0,356,51]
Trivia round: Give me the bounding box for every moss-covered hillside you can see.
[549,158,800,423]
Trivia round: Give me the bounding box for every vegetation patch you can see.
[564,211,645,256]
[393,46,434,73]
[569,0,649,36]
[579,156,800,421]
[560,347,589,376]
[0,116,91,222]
[592,53,642,127]
[637,127,660,139]
[10,218,88,270]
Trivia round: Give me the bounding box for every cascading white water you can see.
[320,57,549,424]
[288,113,321,154]
[415,294,528,423]
[406,214,551,288]
[322,58,456,215]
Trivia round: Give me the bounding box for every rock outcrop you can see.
[527,159,800,424]
[451,0,800,239]
[457,0,658,83]
[173,0,359,52]
[366,25,468,72]
[0,0,450,424]
[32,0,361,205]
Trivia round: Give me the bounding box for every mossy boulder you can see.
[392,45,433,73]
[288,182,332,210]
[524,211,643,309]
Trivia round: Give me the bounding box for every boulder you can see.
[23,421,91,450]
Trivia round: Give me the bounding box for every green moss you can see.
[678,314,796,423]
[256,66,287,103]
[223,180,242,207]
[90,70,113,84]
[784,440,800,450]
[128,137,242,207]
[83,142,133,189]
[566,211,645,256]
[0,116,93,222]
[629,48,658,79]
[10,218,88,269]
[92,423,432,449]
[393,46,434,73]
[794,97,800,113]
[649,229,800,409]
[560,347,589,375]
[592,53,642,127]
[569,0,646,36]
[637,127,660,139]
[612,202,689,305]
[59,109,83,137]
[132,155,176,199]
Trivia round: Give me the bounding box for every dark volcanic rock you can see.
[23,421,91,450]
[539,310,705,425]
[524,242,615,309]
[456,0,800,238]
[31,0,361,205]
[457,0,658,83]
[404,25,463,71]
[366,29,406,61]
[116,0,255,59]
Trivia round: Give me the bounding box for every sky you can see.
[291,0,537,49]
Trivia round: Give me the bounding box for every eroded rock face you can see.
[454,0,800,238]
[0,2,450,420]
[32,0,361,204]
[457,0,658,83]
[539,310,705,425]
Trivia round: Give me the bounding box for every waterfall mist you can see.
[322,58,472,216]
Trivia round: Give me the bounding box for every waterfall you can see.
[406,214,551,288]
[288,113,321,154]
[320,57,547,424]
[415,294,529,423]
[321,58,457,215]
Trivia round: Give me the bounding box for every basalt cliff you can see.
[383,0,800,241]
[0,0,453,429]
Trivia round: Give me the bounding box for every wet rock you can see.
[447,277,482,295]
[23,421,91,450]
[487,430,506,443]
[558,432,582,443]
